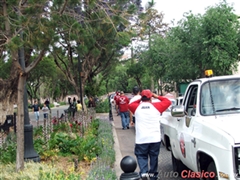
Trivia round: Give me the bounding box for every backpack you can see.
[72,101,77,109]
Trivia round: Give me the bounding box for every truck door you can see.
[176,84,198,170]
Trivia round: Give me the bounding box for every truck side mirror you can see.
[191,108,196,116]
[171,105,185,117]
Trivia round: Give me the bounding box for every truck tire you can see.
[206,162,218,180]
[171,152,187,174]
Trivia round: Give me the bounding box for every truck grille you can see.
[234,146,240,177]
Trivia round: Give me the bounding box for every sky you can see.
[142,0,240,25]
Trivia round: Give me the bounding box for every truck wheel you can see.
[206,162,218,180]
[171,152,186,174]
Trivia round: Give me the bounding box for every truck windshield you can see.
[200,79,240,115]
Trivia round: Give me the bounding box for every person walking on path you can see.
[88,96,96,108]
[72,97,77,118]
[129,86,141,125]
[76,100,82,111]
[68,97,77,118]
[44,98,50,111]
[114,91,120,115]
[116,91,130,130]
[32,100,40,123]
[42,103,49,119]
[128,89,171,180]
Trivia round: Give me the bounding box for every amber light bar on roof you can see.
[205,69,213,77]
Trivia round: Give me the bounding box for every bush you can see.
[0,132,16,163]
[95,99,109,113]
[87,119,117,179]
[0,116,117,179]
[59,102,67,106]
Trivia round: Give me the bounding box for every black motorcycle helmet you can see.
[132,86,140,95]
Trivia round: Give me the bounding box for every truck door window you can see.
[186,85,198,116]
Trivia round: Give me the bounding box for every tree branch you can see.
[25,49,46,73]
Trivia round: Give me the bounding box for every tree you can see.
[50,0,140,104]
[127,60,146,89]
[27,57,57,102]
[0,0,143,169]
[0,0,83,171]
[134,0,169,91]
[201,1,240,76]
[160,0,240,85]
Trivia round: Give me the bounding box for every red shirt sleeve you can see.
[152,96,171,113]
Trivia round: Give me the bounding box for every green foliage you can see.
[0,162,82,180]
[48,132,79,155]
[95,99,109,113]
[117,32,131,46]
[200,2,240,75]
[146,0,240,90]
[0,60,12,79]
[0,132,16,164]
[0,117,116,179]
[33,119,100,162]
[27,56,63,100]
[39,170,81,180]
[87,120,116,179]
[127,61,146,89]
[59,102,67,106]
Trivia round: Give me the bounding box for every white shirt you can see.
[129,95,141,117]
[129,94,141,104]
[128,96,171,144]
[134,102,162,143]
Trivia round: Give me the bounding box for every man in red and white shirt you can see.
[116,91,130,130]
[128,89,171,179]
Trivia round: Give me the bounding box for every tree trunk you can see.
[0,90,15,124]
[0,79,18,123]
[151,77,154,92]
[74,82,87,111]
[16,73,25,171]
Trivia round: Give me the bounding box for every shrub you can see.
[95,99,109,113]
[87,119,117,179]
[59,101,67,106]
[0,162,82,180]
[0,116,117,179]
[0,132,16,163]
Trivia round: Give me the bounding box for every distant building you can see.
[233,62,240,75]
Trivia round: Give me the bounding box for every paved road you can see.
[29,105,69,120]
[29,105,69,127]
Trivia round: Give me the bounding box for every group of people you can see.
[32,99,51,122]
[67,96,96,118]
[67,97,83,118]
[32,95,95,122]
[113,87,171,180]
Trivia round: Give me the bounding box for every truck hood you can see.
[207,115,240,143]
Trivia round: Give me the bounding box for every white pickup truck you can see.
[160,70,240,180]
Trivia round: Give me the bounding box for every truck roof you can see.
[192,74,240,84]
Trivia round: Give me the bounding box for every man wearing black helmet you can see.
[129,86,141,126]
